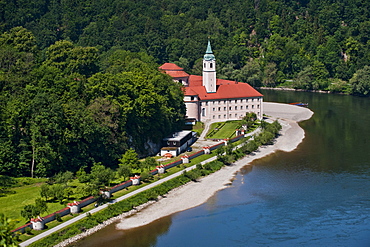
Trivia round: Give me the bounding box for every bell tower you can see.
[202,40,216,93]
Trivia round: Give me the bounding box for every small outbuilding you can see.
[161,130,196,157]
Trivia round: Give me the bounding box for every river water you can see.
[74,90,370,247]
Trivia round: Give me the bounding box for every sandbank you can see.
[115,102,313,230]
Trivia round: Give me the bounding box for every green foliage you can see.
[89,163,114,189]
[0,213,19,247]
[52,171,74,186]
[116,166,131,181]
[349,66,370,96]
[21,198,47,220]
[0,175,16,196]
[1,0,370,181]
[139,172,153,183]
[119,149,140,171]
[0,34,185,177]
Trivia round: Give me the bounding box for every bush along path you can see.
[21,120,281,247]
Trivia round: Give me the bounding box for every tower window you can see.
[204,63,206,68]
[210,63,213,68]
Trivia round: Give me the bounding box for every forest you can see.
[1,0,370,177]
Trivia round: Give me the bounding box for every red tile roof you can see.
[159,63,184,71]
[184,87,199,96]
[159,63,189,78]
[165,70,189,78]
[186,75,262,100]
[159,64,262,100]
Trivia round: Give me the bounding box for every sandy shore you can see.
[115,102,313,230]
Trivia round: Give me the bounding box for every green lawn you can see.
[206,121,242,139]
[2,120,246,231]
[0,182,72,228]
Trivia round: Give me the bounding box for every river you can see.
[74,90,370,247]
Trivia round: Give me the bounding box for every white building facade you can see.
[160,41,263,123]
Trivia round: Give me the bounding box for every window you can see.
[212,108,215,111]
[229,107,232,110]
[257,104,260,108]
[218,107,221,111]
[252,105,254,109]
[218,115,221,119]
[224,107,226,111]
[204,63,206,68]
[206,102,208,106]
[224,114,226,118]
[213,115,215,119]
[241,106,243,110]
[235,113,237,117]
[191,96,194,101]
[230,114,232,117]
[235,106,238,110]
[246,105,248,109]
[210,63,213,68]
[235,100,237,103]
[202,108,205,117]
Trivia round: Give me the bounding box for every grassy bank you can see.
[26,120,281,247]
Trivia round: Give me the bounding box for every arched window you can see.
[202,108,205,117]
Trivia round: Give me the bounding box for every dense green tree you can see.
[242,112,257,130]
[89,163,114,188]
[117,166,131,181]
[349,66,370,96]
[119,149,140,171]
[21,198,47,220]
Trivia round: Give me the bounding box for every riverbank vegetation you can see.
[26,120,281,247]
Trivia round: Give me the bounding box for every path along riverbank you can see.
[115,102,313,230]
[55,102,313,246]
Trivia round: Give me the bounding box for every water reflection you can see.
[76,90,370,247]
[73,215,172,247]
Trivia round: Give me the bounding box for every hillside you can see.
[1,0,370,176]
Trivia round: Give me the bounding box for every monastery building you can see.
[160,41,263,123]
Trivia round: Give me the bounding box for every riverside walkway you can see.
[20,124,261,247]
[19,156,218,247]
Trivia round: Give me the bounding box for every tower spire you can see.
[204,40,215,61]
[202,40,216,93]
